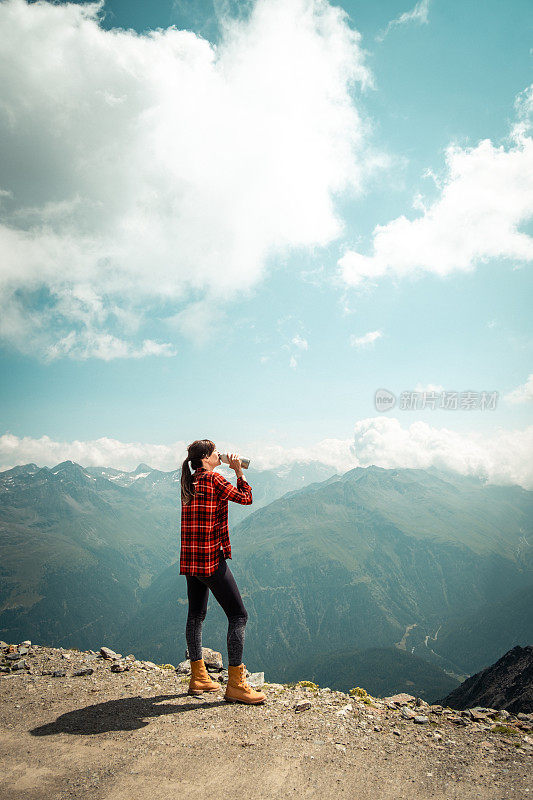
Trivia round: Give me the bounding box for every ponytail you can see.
[180,439,216,505]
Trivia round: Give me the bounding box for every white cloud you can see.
[377,0,430,43]
[349,329,382,348]
[3,418,533,488]
[0,0,372,359]
[504,373,533,405]
[292,334,308,350]
[349,417,533,489]
[339,85,533,287]
[0,433,188,473]
[45,332,176,362]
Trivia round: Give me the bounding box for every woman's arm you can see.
[212,471,252,505]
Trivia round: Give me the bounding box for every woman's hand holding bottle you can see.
[228,453,243,478]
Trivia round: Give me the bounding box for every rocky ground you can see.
[1,640,532,800]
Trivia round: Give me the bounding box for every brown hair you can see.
[181,439,216,505]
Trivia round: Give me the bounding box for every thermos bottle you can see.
[219,453,250,469]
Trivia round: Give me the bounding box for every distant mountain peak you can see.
[133,463,153,474]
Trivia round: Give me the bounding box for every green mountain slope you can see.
[118,465,532,685]
[284,646,460,701]
[0,459,336,646]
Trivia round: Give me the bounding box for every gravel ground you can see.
[1,643,531,800]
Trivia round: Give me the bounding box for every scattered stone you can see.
[496,709,510,719]
[20,640,31,647]
[336,704,353,717]
[414,715,429,724]
[392,729,401,736]
[17,646,29,656]
[469,709,489,721]
[5,653,22,661]
[185,647,223,670]
[175,660,190,674]
[386,693,415,706]
[401,707,417,720]
[294,701,312,713]
[73,668,94,677]
[450,716,468,726]
[52,670,67,678]
[0,641,8,649]
[100,647,122,660]
[11,659,29,671]
[247,672,264,687]
[111,662,129,673]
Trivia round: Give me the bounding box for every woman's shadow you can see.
[30,691,226,736]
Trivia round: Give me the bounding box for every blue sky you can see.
[0,0,531,484]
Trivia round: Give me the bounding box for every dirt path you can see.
[1,645,531,799]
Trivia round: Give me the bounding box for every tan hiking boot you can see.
[224,663,266,704]
[188,658,222,695]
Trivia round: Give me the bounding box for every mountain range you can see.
[1,459,531,701]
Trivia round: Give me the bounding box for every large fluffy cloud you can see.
[339,85,533,287]
[2,417,532,488]
[0,0,372,358]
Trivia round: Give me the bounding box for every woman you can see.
[180,439,266,705]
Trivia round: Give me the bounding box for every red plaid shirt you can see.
[180,466,252,576]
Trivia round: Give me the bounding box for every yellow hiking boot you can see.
[224,663,266,704]
[188,658,222,695]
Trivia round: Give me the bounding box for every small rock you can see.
[11,659,29,671]
[386,693,416,706]
[52,670,67,678]
[100,647,122,660]
[185,647,223,670]
[73,668,94,677]
[294,701,312,713]
[5,653,22,661]
[20,640,31,646]
[0,641,8,649]
[17,646,29,656]
[469,709,489,721]
[401,707,417,720]
[392,729,401,736]
[414,715,429,724]
[111,662,129,673]
[175,660,190,675]
[247,672,264,687]
[336,704,353,717]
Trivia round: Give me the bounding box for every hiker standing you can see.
[180,439,266,704]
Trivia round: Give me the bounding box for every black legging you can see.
[185,554,248,666]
